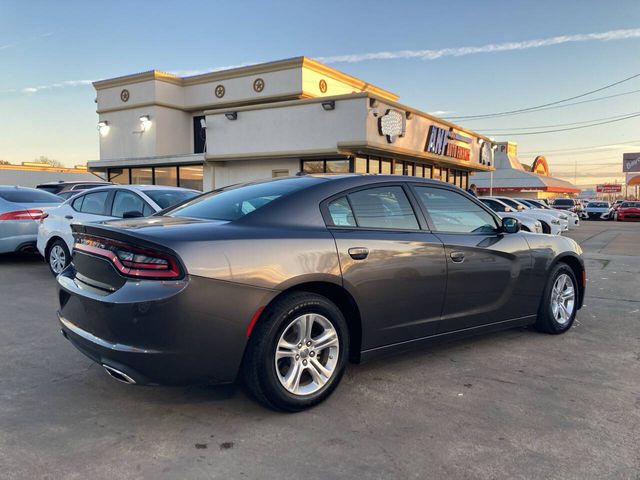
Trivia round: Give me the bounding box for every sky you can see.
[1,0,640,188]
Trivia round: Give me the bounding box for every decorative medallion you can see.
[319,79,328,93]
[378,109,406,143]
[253,78,265,93]
[215,84,225,98]
[120,89,130,102]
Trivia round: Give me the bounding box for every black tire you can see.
[534,263,578,334]
[242,292,349,412]
[46,239,70,276]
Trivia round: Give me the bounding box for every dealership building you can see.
[87,57,495,191]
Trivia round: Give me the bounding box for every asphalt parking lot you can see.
[1,221,639,479]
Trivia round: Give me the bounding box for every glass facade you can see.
[301,156,471,187]
[154,166,178,186]
[106,164,203,191]
[178,165,203,191]
[131,167,153,185]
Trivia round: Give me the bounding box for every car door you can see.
[323,184,447,351]
[411,185,534,333]
[111,190,155,218]
[62,190,114,250]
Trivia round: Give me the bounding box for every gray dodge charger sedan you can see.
[57,175,585,411]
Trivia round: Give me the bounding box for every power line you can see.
[444,72,640,120]
[489,112,640,136]
[479,112,640,132]
[519,139,640,155]
[457,88,640,122]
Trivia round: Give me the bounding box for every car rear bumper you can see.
[57,264,278,385]
[0,220,38,253]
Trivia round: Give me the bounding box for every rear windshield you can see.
[587,202,609,208]
[142,189,199,209]
[36,185,64,194]
[167,178,316,221]
[0,189,62,203]
[553,199,574,205]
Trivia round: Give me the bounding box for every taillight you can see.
[0,209,46,220]
[74,234,183,280]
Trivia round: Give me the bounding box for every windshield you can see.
[553,199,574,206]
[499,198,523,210]
[587,202,609,208]
[143,189,200,209]
[0,189,62,203]
[621,202,640,208]
[167,177,317,221]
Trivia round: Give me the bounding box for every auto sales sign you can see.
[623,152,640,173]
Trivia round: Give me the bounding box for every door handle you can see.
[450,251,465,263]
[348,247,369,260]
[64,215,73,220]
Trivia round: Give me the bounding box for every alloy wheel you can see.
[274,313,339,396]
[550,273,575,325]
[50,245,67,274]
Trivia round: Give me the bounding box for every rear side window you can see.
[0,189,62,203]
[327,197,356,227]
[328,186,419,230]
[480,198,506,213]
[111,191,148,218]
[415,187,497,234]
[78,191,110,215]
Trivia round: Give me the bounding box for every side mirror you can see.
[505,206,513,212]
[122,210,144,219]
[501,217,520,234]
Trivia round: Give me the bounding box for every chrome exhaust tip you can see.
[102,364,136,385]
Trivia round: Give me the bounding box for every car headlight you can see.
[551,218,560,225]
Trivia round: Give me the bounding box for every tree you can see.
[0,160,11,165]
[34,156,63,168]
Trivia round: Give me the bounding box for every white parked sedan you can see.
[482,197,563,235]
[478,198,545,234]
[517,198,580,227]
[37,185,199,274]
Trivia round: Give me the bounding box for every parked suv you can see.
[552,198,579,213]
[36,180,112,199]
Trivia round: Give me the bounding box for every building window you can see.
[178,165,203,191]
[368,158,380,174]
[393,160,403,175]
[272,169,289,177]
[432,166,441,181]
[302,160,324,174]
[325,160,349,173]
[405,162,414,176]
[155,166,178,186]
[302,159,350,174]
[381,159,392,174]
[415,164,424,178]
[108,168,130,184]
[193,116,206,154]
[355,157,367,173]
[131,167,153,185]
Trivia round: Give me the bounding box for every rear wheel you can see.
[534,263,578,334]
[242,292,349,411]
[47,239,70,276]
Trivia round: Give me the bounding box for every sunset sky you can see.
[1,0,639,188]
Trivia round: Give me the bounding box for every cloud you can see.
[428,110,454,116]
[315,28,640,64]
[22,79,93,94]
[0,32,54,52]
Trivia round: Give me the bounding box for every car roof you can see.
[36,180,110,186]
[71,184,198,193]
[0,185,40,191]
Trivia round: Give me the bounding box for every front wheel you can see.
[242,292,349,411]
[47,239,70,276]
[534,263,578,334]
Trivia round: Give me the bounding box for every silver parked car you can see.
[0,186,62,254]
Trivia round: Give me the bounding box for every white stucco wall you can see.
[205,97,368,158]
[212,158,299,189]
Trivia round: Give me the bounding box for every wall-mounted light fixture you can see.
[200,118,207,129]
[97,120,110,136]
[405,111,413,120]
[139,115,152,131]
[369,98,378,108]
[321,100,335,111]
[225,112,238,121]
[478,138,485,146]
